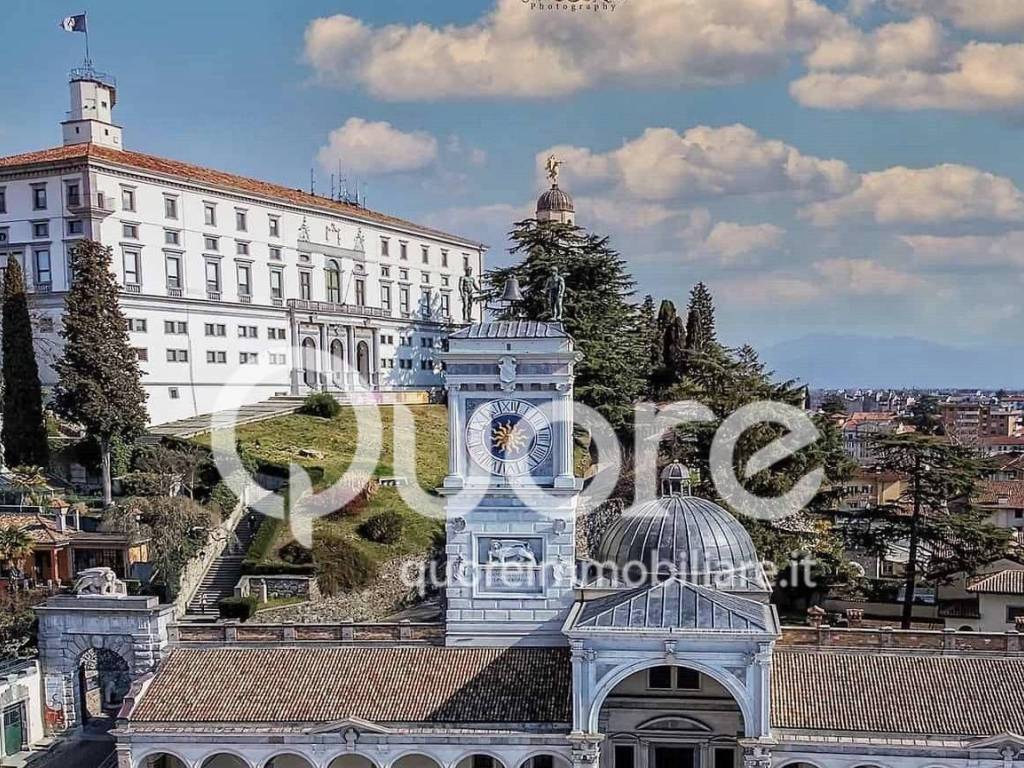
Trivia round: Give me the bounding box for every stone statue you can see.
[459,265,479,324]
[544,266,566,321]
[353,227,365,252]
[498,355,517,392]
[298,216,310,241]
[73,567,127,597]
[545,154,563,184]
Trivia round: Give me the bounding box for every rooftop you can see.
[450,320,568,340]
[967,569,1024,595]
[0,143,484,249]
[129,646,571,725]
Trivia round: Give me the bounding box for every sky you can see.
[2,0,1024,386]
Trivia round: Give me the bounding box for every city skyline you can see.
[3,0,1023,385]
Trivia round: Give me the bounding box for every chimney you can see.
[845,608,864,628]
[807,605,826,628]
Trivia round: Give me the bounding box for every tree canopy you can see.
[53,240,148,505]
[486,219,648,430]
[2,256,49,468]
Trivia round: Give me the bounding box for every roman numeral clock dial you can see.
[466,399,553,478]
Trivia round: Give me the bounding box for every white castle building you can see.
[10,318,1016,768]
[0,65,486,425]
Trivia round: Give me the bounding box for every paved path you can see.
[23,720,114,768]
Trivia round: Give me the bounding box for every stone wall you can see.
[174,499,245,616]
[235,574,318,602]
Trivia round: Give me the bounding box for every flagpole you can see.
[83,12,91,67]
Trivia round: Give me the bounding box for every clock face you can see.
[466,399,553,477]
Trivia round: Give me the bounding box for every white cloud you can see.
[877,0,1024,35]
[303,0,848,100]
[801,164,1024,226]
[700,222,786,261]
[901,231,1024,267]
[316,118,438,176]
[793,14,1024,112]
[540,124,856,203]
[812,257,926,293]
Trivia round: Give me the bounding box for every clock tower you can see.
[441,320,582,646]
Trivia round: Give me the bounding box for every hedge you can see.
[218,595,258,621]
[241,560,317,576]
[298,392,341,418]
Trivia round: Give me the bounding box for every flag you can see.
[59,14,87,33]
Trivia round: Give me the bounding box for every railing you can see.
[66,192,115,215]
[239,294,252,304]
[167,287,183,298]
[69,66,117,87]
[0,658,37,679]
[122,283,141,294]
[34,281,52,294]
[286,298,390,319]
[172,621,444,645]
[780,625,1024,655]
[272,298,284,307]
[206,290,222,301]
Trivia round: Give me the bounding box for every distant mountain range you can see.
[760,334,1024,390]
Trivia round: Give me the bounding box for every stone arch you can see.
[302,337,318,388]
[263,754,316,768]
[199,752,252,768]
[356,341,370,387]
[327,755,379,768]
[586,658,753,736]
[776,762,827,768]
[135,749,190,768]
[389,753,443,768]
[452,751,508,768]
[517,752,571,768]
[67,632,134,670]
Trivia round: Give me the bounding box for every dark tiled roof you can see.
[773,650,1024,737]
[574,578,775,632]
[978,480,1024,508]
[450,321,567,340]
[967,569,1024,595]
[0,144,483,248]
[131,646,570,724]
[0,514,71,545]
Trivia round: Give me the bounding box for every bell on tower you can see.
[62,65,123,149]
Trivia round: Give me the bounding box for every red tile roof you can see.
[967,569,1024,595]
[0,144,484,248]
[0,514,70,545]
[977,480,1024,508]
[130,646,571,724]
[773,650,1024,736]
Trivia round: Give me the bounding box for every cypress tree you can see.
[53,241,148,505]
[1,256,49,468]
[486,219,646,430]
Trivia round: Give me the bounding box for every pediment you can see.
[304,716,392,735]
[970,732,1024,752]
[635,714,712,733]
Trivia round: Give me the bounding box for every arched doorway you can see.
[264,755,315,768]
[519,756,570,768]
[455,756,506,768]
[302,338,318,389]
[201,755,249,768]
[597,665,744,768]
[77,647,130,724]
[392,755,442,768]
[356,340,370,388]
[330,338,345,387]
[138,753,188,768]
[327,756,376,768]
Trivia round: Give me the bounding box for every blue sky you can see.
[3,0,1024,384]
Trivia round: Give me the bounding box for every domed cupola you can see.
[596,463,770,593]
[537,154,575,225]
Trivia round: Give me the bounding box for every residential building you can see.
[839,412,909,464]
[0,65,486,425]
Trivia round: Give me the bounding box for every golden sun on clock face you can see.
[466,399,553,477]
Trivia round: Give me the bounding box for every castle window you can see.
[121,187,136,212]
[204,202,217,226]
[268,215,280,238]
[648,666,672,689]
[164,196,178,219]
[32,184,47,210]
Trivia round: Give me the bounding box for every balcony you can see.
[239,294,252,304]
[207,290,222,301]
[122,282,141,294]
[34,281,52,294]
[167,286,183,298]
[66,192,116,217]
[287,298,390,319]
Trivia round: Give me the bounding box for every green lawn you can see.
[205,404,449,572]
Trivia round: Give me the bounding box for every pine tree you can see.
[649,300,686,397]
[486,219,646,430]
[847,432,1010,629]
[681,282,718,378]
[53,241,148,506]
[1,256,49,468]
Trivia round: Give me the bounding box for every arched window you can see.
[392,756,442,768]
[326,260,342,303]
[201,755,249,768]
[264,755,315,768]
[139,754,188,768]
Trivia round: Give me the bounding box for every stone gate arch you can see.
[34,592,173,730]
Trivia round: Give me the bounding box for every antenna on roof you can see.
[337,160,343,201]
[330,173,335,201]
[309,168,315,196]
[361,182,368,208]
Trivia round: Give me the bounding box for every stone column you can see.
[740,744,772,768]
[371,328,380,389]
[554,386,575,488]
[568,732,604,768]
[345,326,355,390]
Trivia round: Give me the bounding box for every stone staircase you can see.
[185,513,260,617]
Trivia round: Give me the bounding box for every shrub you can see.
[246,516,279,562]
[359,510,404,545]
[279,540,314,565]
[119,471,175,497]
[218,595,258,621]
[313,532,375,596]
[299,392,341,418]
[241,560,316,576]
[208,481,238,520]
